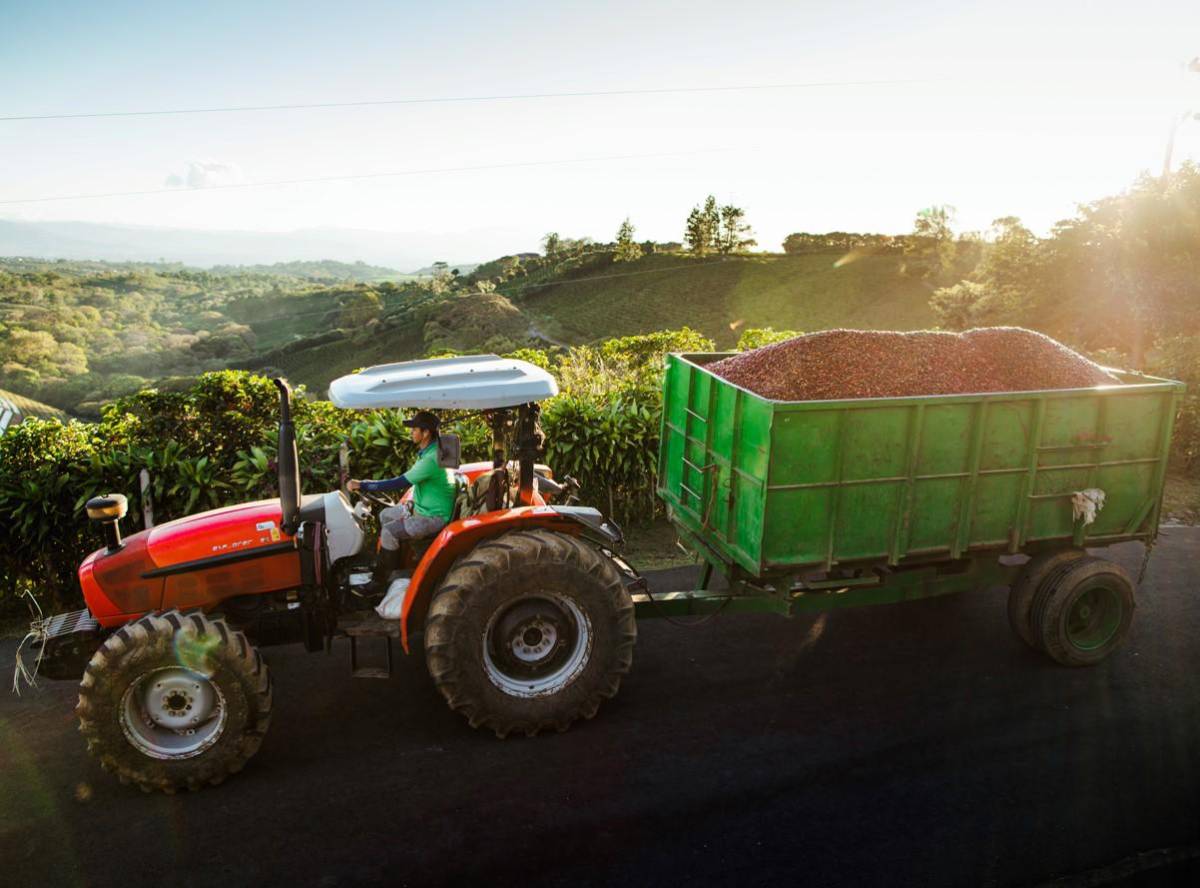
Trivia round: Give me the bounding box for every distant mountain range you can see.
[0,219,486,274]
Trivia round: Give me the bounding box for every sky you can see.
[2,0,1199,260]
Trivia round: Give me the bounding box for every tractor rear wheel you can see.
[424,529,636,738]
[76,609,272,793]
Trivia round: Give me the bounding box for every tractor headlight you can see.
[86,494,128,552]
[86,494,128,521]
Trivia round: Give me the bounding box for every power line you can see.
[0,147,748,205]
[0,79,930,123]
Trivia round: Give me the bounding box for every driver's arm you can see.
[355,475,413,493]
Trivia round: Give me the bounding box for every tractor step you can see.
[341,614,400,679]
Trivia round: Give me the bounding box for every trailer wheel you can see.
[1031,556,1136,667]
[76,610,272,793]
[424,529,636,738]
[1007,548,1086,649]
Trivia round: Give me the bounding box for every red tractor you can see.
[28,356,639,793]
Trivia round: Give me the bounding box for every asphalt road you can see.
[3,530,1199,888]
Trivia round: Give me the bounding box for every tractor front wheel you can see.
[76,609,272,793]
[424,529,636,738]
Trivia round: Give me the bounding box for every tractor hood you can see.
[79,497,320,627]
[328,354,558,410]
[145,499,295,562]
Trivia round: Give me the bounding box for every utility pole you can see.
[1163,57,1200,177]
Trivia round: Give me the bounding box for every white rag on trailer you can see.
[1072,488,1107,526]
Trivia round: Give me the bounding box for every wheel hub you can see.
[144,672,214,730]
[483,594,593,698]
[121,666,227,759]
[1066,584,1121,651]
[511,618,558,663]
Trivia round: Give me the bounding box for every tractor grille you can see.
[36,609,100,640]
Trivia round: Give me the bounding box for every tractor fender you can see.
[400,505,621,652]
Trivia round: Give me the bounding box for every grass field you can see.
[519,251,938,348]
[229,291,342,350]
[267,323,427,393]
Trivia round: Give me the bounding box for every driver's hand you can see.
[346,479,362,492]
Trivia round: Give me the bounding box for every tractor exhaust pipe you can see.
[273,378,302,535]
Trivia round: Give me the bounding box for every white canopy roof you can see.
[328,354,559,410]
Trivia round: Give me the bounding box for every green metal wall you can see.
[658,353,1183,578]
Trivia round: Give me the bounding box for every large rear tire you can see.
[1007,548,1086,649]
[76,609,272,793]
[424,529,636,738]
[1031,556,1136,667]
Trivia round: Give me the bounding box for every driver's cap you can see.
[402,410,439,432]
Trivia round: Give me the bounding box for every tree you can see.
[0,329,87,380]
[929,280,990,330]
[189,323,257,360]
[684,195,722,255]
[685,196,744,255]
[337,289,383,328]
[930,216,1043,330]
[541,232,562,258]
[614,218,643,262]
[718,205,756,253]
[702,196,720,252]
[685,207,707,255]
[430,261,453,294]
[1039,166,1200,365]
[902,204,957,280]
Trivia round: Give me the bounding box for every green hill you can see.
[0,249,941,409]
[244,291,535,393]
[515,252,937,349]
[207,260,408,283]
[245,250,940,393]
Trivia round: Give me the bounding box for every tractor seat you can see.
[450,472,469,522]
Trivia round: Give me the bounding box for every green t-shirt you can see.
[406,442,456,521]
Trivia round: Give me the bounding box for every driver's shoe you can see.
[354,547,402,600]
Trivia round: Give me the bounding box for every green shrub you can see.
[1150,336,1200,473]
[6,325,1197,619]
[1,356,669,614]
[542,392,660,525]
[558,328,713,398]
[736,327,802,350]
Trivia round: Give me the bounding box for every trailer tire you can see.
[1007,548,1086,649]
[75,609,272,793]
[424,529,636,738]
[1031,556,1136,667]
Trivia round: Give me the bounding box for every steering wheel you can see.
[354,488,399,511]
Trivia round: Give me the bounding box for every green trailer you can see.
[649,353,1185,666]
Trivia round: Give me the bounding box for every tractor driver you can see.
[347,410,456,595]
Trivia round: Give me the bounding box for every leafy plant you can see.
[736,327,802,351]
